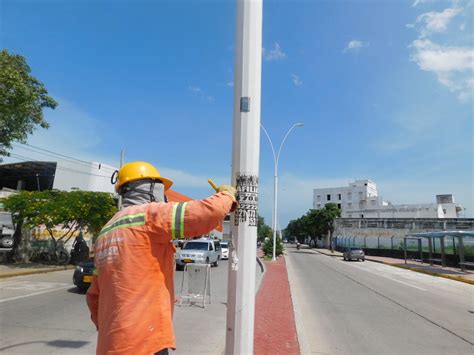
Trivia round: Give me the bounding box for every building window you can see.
[338,194,341,200]
[359,192,363,199]
[348,192,352,200]
[317,195,321,202]
[348,214,352,218]
[348,203,352,209]
[317,204,321,208]
[443,209,447,214]
[327,194,331,201]
[371,200,375,206]
[337,203,341,209]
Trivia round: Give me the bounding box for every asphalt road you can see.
[0,259,240,354]
[286,245,474,355]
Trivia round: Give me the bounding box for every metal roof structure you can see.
[0,161,57,191]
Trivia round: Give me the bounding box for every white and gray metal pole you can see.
[261,123,303,261]
[225,0,262,354]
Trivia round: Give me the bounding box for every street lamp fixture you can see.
[260,122,304,261]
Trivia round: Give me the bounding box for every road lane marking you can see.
[0,281,69,291]
[0,281,71,303]
[345,262,427,291]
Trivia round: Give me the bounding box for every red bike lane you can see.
[254,255,300,354]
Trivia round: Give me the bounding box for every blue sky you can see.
[2,0,473,226]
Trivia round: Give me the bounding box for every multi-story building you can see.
[313,180,464,219]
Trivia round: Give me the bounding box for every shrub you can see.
[263,235,284,258]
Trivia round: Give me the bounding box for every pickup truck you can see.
[175,238,221,270]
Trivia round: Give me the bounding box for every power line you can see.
[12,143,117,172]
[8,153,112,179]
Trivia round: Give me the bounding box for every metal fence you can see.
[335,235,474,256]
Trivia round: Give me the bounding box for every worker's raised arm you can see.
[146,186,236,242]
[177,191,236,238]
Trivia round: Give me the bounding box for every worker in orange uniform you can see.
[86,161,236,355]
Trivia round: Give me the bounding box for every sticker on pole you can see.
[235,174,258,227]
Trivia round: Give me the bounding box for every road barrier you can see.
[178,263,211,308]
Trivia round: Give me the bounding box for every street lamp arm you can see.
[276,123,303,170]
[260,124,277,171]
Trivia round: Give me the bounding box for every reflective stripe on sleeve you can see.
[171,202,188,239]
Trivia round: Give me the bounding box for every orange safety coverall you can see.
[86,191,235,355]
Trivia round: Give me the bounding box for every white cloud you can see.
[291,74,303,87]
[411,0,428,7]
[263,42,286,61]
[411,39,473,72]
[409,1,473,102]
[3,96,119,168]
[416,7,462,36]
[410,39,474,101]
[343,40,369,53]
[188,85,215,103]
[159,167,228,190]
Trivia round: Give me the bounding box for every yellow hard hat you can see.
[113,161,173,192]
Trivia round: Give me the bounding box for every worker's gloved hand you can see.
[216,185,237,199]
[208,179,238,212]
[217,185,238,212]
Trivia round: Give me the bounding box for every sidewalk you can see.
[314,247,474,283]
[254,252,300,355]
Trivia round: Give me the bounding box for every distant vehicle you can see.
[175,238,221,270]
[343,247,365,261]
[73,260,94,291]
[0,212,15,248]
[220,241,229,260]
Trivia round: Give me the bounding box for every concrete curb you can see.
[0,265,74,279]
[256,255,265,274]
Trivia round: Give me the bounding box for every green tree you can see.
[257,216,272,243]
[285,203,341,249]
[2,190,117,261]
[317,203,341,251]
[0,49,57,160]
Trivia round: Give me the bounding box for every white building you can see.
[0,160,117,194]
[313,180,463,219]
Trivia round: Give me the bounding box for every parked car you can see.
[220,241,229,260]
[175,238,221,270]
[343,247,365,261]
[73,260,94,291]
